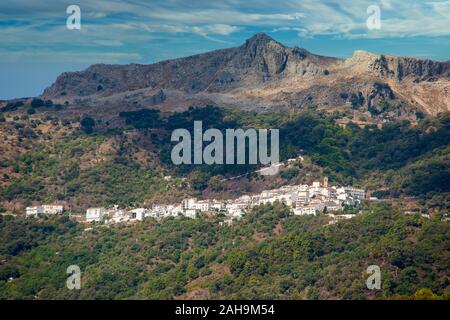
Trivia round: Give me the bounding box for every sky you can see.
[0,0,449,99]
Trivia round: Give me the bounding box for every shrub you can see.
[340,93,349,100]
[80,117,95,134]
[30,98,44,108]
[280,167,299,180]
[350,92,365,109]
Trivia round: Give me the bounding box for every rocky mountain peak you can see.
[239,32,287,61]
[243,32,279,47]
[348,50,380,63]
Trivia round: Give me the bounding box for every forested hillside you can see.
[0,202,448,299]
[1,106,449,213]
[1,105,449,300]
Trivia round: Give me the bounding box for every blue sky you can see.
[1,0,449,99]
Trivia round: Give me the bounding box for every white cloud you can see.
[192,24,240,36]
[0,49,142,63]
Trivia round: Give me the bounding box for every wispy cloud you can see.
[0,48,142,64]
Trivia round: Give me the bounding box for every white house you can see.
[344,187,365,200]
[309,182,322,197]
[42,205,64,215]
[109,209,130,223]
[327,213,356,224]
[229,208,245,219]
[296,191,309,205]
[195,200,211,212]
[276,194,293,207]
[26,206,43,217]
[328,187,337,199]
[182,198,197,210]
[26,204,63,217]
[184,208,197,219]
[323,201,341,212]
[293,203,323,215]
[169,204,183,216]
[86,208,106,223]
[130,208,147,221]
[148,204,183,218]
[211,200,225,211]
[145,208,158,218]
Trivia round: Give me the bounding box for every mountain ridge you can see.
[42,33,338,97]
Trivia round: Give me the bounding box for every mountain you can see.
[42,33,337,96]
[40,33,450,117]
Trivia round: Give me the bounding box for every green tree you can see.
[80,117,95,134]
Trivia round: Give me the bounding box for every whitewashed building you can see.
[86,208,106,223]
[182,198,197,210]
[110,209,130,223]
[26,206,43,217]
[230,208,245,219]
[293,203,324,215]
[327,213,357,224]
[323,201,341,212]
[184,208,197,219]
[297,185,310,205]
[42,205,64,215]
[130,208,147,221]
[211,200,226,211]
[344,187,366,200]
[195,200,211,212]
[170,204,183,216]
[26,204,63,217]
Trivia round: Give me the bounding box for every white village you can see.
[25,176,366,226]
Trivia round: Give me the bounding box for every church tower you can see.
[323,176,328,188]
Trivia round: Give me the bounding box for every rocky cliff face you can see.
[40,33,449,117]
[348,50,449,81]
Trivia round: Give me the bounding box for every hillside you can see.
[0,105,449,214]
